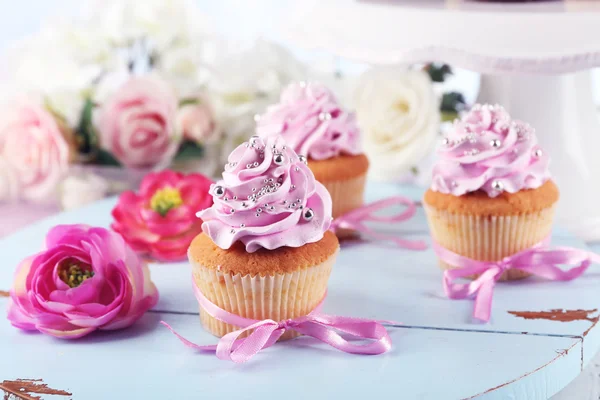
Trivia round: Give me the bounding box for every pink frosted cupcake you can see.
[257,82,369,225]
[424,104,559,281]
[189,135,339,340]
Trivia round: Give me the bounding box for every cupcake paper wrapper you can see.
[192,252,336,340]
[319,174,367,239]
[424,204,557,281]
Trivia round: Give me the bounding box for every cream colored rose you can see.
[59,171,110,211]
[354,67,440,182]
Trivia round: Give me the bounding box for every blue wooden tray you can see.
[1,183,598,400]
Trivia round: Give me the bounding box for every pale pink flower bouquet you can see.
[0,0,307,209]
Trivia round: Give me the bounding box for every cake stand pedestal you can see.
[283,0,600,240]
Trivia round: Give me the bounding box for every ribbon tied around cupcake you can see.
[436,241,600,322]
[331,196,428,250]
[161,282,395,364]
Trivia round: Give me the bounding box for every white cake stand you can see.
[283,0,600,241]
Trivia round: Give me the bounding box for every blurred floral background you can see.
[0,0,481,215]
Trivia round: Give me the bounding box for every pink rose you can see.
[0,100,70,201]
[111,170,213,261]
[98,76,180,168]
[7,224,159,339]
[176,102,218,144]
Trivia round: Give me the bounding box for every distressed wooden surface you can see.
[1,183,600,399]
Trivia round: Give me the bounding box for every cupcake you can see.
[191,135,339,340]
[256,82,369,226]
[424,104,559,281]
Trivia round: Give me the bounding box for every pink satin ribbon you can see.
[161,281,396,363]
[435,240,600,322]
[330,196,428,250]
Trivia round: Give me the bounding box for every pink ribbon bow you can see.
[161,282,396,363]
[330,196,428,250]
[435,241,600,322]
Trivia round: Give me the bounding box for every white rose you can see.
[59,171,110,211]
[355,67,440,182]
[206,39,307,170]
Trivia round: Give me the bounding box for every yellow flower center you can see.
[150,187,184,217]
[58,263,95,288]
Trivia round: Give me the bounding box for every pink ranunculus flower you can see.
[176,102,218,145]
[0,100,70,201]
[7,225,159,339]
[111,170,213,261]
[97,75,180,168]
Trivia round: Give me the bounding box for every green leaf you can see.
[441,111,459,123]
[75,98,98,158]
[174,140,205,161]
[410,166,419,176]
[424,63,453,83]
[179,97,200,107]
[94,149,121,167]
[441,92,467,113]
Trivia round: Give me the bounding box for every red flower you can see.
[111,170,213,261]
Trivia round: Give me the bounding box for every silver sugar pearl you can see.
[230,209,235,213]
[253,162,259,167]
[298,154,308,164]
[240,223,245,228]
[274,154,285,165]
[295,167,300,172]
[224,197,228,201]
[246,164,252,168]
[255,213,260,217]
[303,208,315,221]
[241,202,247,207]
[290,185,296,191]
[291,203,297,207]
[442,138,450,146]
[257,208,263,213]
[533,149,543,158]
[491,180,504,191]
[490,139,502,148]
[230,229,235,234]
[269,206,275,211]
[249,135,260,146]
[318,112,332,121]
[213,186,225,197]
[233,196,238,200]
[252,188,256,192]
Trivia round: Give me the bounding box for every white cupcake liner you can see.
[192,251,336,340]
[424,204,557,281]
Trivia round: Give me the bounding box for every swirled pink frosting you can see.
[431,104,551,197]
[256,82,361,160]
[198,135,333,252]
